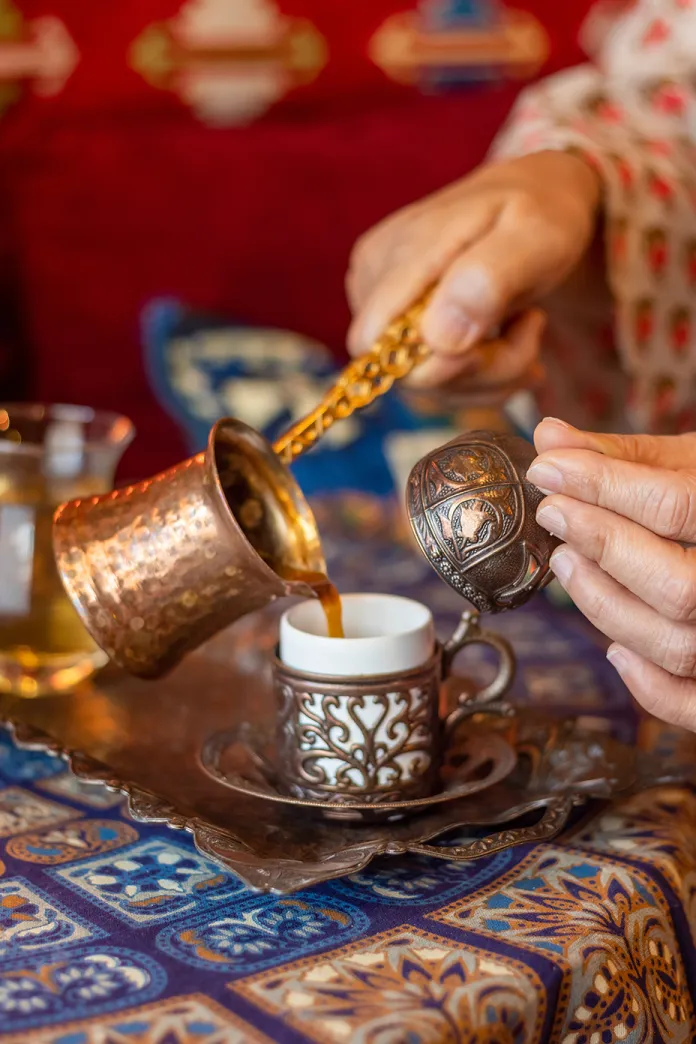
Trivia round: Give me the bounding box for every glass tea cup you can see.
[0,404,134,697]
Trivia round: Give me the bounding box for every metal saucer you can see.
[199,724,517,823]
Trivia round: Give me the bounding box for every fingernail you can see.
[550,548,574,586]
[431,303,481,353]
[526,461,563,494]
[347,319,366,356]
[607,645,631,675]
[536,504,567,538]
[543,417,570,429]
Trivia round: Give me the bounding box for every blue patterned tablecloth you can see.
[1,506,695,1043]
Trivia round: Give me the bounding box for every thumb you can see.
[407,308,546,389]
[421,221,567,356]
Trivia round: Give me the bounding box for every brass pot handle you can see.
[442,610,516,737]
[273,292,433,465]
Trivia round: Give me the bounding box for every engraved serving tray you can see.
[1,612,692,894]
[199,724,518,822]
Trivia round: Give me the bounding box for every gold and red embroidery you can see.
[645,79,689,117]
[646,166,675,207]
[610,217,628,265]
[685,239,696,286]
[652,374,678,425]
[0,0,77,116]
[669,304,691,357]
[129,0,326,126]
[419,0,696,435]
[607,153,636,197]
[641,16,671,47]
[634,297,655,351]
[644,226,669,279]
[369,3,548,87]
[583,90,624,123]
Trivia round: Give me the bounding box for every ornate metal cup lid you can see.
[407,430,559,614]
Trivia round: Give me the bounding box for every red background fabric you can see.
[1,1,594,478]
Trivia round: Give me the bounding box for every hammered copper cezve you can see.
[407,430,560,614]
[53,418,325,679]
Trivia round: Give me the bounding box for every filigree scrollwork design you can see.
[273,610,516,805]
[276,672,441,804]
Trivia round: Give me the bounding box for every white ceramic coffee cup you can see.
[279,593,436,677]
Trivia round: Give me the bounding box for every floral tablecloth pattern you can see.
[0,507,694,1043]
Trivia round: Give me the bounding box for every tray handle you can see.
[405,794,574,861]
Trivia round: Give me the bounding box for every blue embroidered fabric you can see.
[141,299,464,498]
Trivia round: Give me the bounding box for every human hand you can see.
[347,150,600,396]
[528,418,696,730]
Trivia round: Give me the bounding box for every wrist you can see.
[559,148,603,212]
[533,148,602,212]
[493,148,602,215]
[520,148,602,234]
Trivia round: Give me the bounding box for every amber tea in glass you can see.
[0,404,134,697]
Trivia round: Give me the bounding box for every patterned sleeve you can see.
[491,0,696,434]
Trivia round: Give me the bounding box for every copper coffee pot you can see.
[53,419,325,679]
[53,295,557,680]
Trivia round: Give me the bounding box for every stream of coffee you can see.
[278,568,345,638]
[230,482,345,639]
[312,574,345,639]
